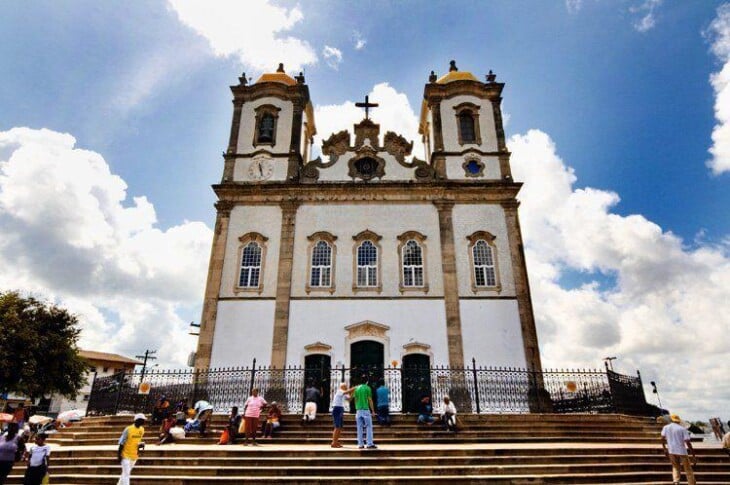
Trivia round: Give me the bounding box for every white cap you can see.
[134,413,146,421]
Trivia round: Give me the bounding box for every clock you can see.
[248,156,274,180]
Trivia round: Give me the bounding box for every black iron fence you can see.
[86,359,649,417]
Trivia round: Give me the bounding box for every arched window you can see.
[453,102,482,146]
[310,241,332,287]
[467,231,500,292]
[239,242,262,287]
[357,241,378,287]
[402,240,424,287]
[253,104,281,146]
[459,113,476,143]
[258,113,275,143]
[235,232,268,293]
[473,241,496,287]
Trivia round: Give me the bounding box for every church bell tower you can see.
[222,63,316,184]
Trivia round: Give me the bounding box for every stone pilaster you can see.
[270,200,300,368]
[434,200,465,367]
[195,201,234,369]
[431,101,445,152]
[288,99,305,181]
[501,200,543,372]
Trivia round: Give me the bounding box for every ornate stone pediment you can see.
[402,341,431,355]
[304,341,333,354]
[345,320,390,340]
[354,119,380,149]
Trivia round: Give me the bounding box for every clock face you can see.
[248,156,274,180]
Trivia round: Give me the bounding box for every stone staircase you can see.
[6,413,729,484]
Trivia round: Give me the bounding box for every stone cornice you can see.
[212,181,522,204]
[423,80,504,103]
[230,82,311,105]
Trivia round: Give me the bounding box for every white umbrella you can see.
[29,415,53,425]
[57,409,83,423]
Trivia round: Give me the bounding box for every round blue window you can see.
[466,160,481,174]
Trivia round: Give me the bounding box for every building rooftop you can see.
[79,350,142,366]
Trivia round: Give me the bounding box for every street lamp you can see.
[189,321,201,336]
[650,381,664,410]
[603,356,617,371]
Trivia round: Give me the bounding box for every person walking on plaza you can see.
[331,382,355,448]
[242,388,267,446]
[353,375,377,449]
[0,422,25,484]
[375,379,390,426]
[117,414,145,485]
[661,414,697,485]
[302,381,321,423]
[193,400,214,437]
[22,433,50,485]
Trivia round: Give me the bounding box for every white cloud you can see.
[322,45,343,70]
[313,83,423,159]
[509,130,730,420]
[629,0,663,33]
[353,31,367,50]
[565,0,583,14]
[706,4,730,175]
[0,127,213,366]
[167,0,317,72]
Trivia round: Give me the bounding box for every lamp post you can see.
[650,381,664,411]
[603,356,617,371]
[189,321,200,336]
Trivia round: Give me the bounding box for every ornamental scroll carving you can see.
[384,131,434,181]
[301,131,351,182]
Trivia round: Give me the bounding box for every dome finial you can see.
[277,63,285,73]
[449,60,458,72]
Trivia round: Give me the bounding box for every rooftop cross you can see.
[355,95,379,120]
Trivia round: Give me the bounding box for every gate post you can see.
[249,358,257,396]
[472,358,481,414]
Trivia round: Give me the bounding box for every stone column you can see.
[434,201,465,367]
[501,200,542,372]
[270,200,300,368]
[195,201,233,369]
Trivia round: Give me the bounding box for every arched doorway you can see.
[304,354,331,411]
[402,353,432,413]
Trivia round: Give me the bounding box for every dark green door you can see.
[350,340,384,412]
[402,353,431,413]
[304,354,331,411]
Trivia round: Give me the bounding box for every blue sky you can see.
[1,1,729,419]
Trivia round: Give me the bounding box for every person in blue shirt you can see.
[417,395,435,425]
[375,379,390,426]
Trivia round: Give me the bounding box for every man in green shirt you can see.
[353,376,377,449]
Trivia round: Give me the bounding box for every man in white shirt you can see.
[660,414,696,485]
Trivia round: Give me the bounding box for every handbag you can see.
[238,418,246,435]
[218,428,230,445]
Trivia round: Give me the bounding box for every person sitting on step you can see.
[416,395,435,425]
[439,396,457,432]
[262,402,282,439]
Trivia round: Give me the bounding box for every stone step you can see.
[6,472,730,484]
[9,462,730,477]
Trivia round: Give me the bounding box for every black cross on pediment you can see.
[355,95,379,120]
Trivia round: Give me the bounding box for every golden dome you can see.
[436,71,480,84]
[435,60,480,84]
[255,63,297,86]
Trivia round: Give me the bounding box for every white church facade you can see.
[194,62,542,377]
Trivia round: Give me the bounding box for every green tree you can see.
[0,291,87,399]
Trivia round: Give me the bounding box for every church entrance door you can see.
[304,354,331,411]
[349,340,384,411]
[402,353,432,413]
